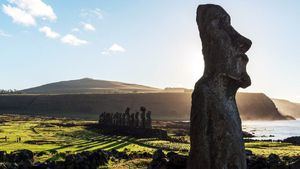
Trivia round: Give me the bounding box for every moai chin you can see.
[188,4,252,169]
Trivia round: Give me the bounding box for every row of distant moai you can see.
[98,106,152,129]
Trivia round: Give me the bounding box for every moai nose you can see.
[237,36,252,53]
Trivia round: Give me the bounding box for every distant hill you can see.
[0,93,290,121]
[272,99,300,118]
[0,78,291,120]
[236,93,290,120]
[21,78,161,94]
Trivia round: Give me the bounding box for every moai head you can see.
[197,4,252,89]
[125,107,130,114]
[140,106,146,113]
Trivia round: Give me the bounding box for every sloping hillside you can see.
[272,99,300,118]
[0,92,289,121]
[236,93,289,120]
[22,78,161,94]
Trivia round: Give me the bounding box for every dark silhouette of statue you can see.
[99,112,105,125]
[104,112,110,127]
[130,113,135,127]
[189,4,252,169]
[124,107,130,126]
[112,112,117,126]
[115,112,119,126]
[135,112,140,128]
[146,111,152,129]
[121,113,125,126]
[140,106,146,128]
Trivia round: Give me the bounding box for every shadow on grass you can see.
[48,127,177,152]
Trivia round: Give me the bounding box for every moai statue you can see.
[134,112,140,128]
[115,112,120,127]
[146,111,152,129]
[104,113,109,127]
[108,113,113,127]
[188,4,252,169]
[99,112,105,126]
[124,107,130,127]
[98,112,103,125]
[121,113,125,126]
[103,112,108,126]
[140,106,146,128]
[130,113,135,127]
[112,112,117,126]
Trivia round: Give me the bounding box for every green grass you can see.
[0,115,182,155]
[1,114,299,163]
[245,141,300,157]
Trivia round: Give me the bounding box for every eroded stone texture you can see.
[188,4,252,169]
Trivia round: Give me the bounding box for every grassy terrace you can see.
[0,114,299,163]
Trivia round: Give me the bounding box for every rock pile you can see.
[148,149,300,169]
[0,149,152,169]
[148,149,187,169]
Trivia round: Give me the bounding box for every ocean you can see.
[242,119,300,140]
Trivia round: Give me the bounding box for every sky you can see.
[0,0,299,102]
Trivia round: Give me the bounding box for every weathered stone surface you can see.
[188,4,252,169]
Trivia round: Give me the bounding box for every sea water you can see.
[242,119,300,140]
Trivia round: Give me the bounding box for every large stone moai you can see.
[188,4,252,169]
[124,107,130,126]
[130,113,135,127]
[121,113,125,126]
[140,106,146,128]
[98,112,104,125]
[145,111,152,129]
[135,112,140,128]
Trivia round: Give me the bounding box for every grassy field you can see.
[0,114,299,167]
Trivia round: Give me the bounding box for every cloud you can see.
[2,0,56,26]
[71,28,80,32]
[2,4,36,26]
[61,34,88,46]
[39,26,60,39]
[102,43,126,55]
[80,8,103,20]
[82,22,95,31]
[0,30,11,37]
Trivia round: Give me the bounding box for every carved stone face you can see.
[197,5,252,88]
